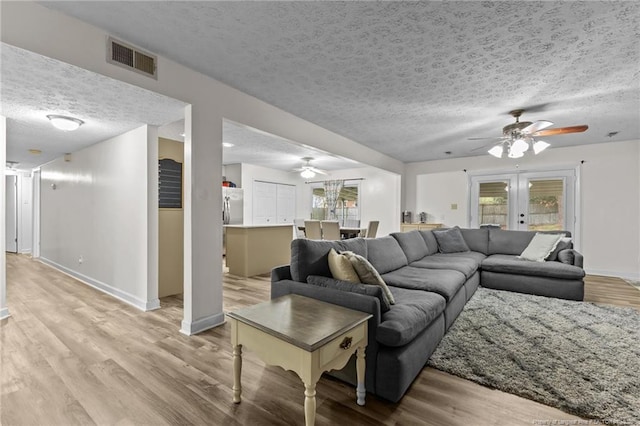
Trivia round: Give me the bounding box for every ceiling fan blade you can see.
[467,136,504,141]
[533,125,588,137]
[311,167,327,175]
[521,120,553,134]
[471,142,500,152]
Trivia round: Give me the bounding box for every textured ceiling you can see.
[1,43,187,169]
[40,1,640,163]
[222,120,363,172]
[158,119,364,173]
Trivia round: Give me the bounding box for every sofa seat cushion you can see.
[481,254,586,280]
[381,266,466,302]
[409,255,479,279]
[431,251,488,264]
[377,287,446,347]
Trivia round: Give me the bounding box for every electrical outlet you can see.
[78,256,83,264]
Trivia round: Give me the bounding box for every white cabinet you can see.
[252,181,296,225]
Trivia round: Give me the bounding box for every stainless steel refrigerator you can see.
[222,187,243,225]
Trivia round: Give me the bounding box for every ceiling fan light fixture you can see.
[300,169,315,179]
[47,114,84,131]
[508,149,525,159]
[488,145,504,158]
[533,140,550,154]
[511,138,529,154]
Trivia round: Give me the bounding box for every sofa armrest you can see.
[271,265,292,282]
[557,249,584,268]
[271,279,381,326]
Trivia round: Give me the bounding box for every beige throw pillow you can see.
[518,233,565,262]
[342,251,395,305]
[328,248,360,282]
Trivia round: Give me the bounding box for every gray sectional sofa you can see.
[270,227,585,403]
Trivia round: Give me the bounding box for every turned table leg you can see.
[304,383,317,426]
[356,346,366,406]
[233,344,242,403]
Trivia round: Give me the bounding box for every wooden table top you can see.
[227,294,371,352]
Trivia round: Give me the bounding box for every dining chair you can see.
[365,220,379,238]
[294,218,306,238]
[304,220,322,240]
[343,219,361,228]
[320,221,341,240]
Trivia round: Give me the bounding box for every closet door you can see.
[253,181,277,224]
[276,184,296,224]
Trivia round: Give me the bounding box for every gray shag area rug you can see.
[427,288,640,425]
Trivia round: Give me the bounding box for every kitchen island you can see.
[224,224,294,277]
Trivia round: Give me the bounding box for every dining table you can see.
[297,225,366,239]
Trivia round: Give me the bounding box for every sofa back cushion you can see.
[488,229,535,255]
[488,229,572,255]
[390,230,430,263]
[366,236,409,274]
[432,226,470,253]
[460,228,489,254]
[418,230,439,255]
[290,238,367,282]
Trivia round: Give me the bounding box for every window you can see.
[311,182,360,224]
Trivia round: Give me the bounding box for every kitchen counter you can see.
[224,224,294,277]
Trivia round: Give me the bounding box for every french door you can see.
[470,169,577,236]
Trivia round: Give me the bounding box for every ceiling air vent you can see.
[107,37,157,79]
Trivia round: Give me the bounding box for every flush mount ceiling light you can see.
[46,114,84,131]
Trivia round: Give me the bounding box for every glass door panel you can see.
[517,170,575,233]
[478,181,510,229]
[525,179,565,231]
[470,174,518,229]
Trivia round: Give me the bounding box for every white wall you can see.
[40,125,159,310]
[240,163,305,225]
[299,167,402,238]
[416,171,468,226]
[405,140,640,280]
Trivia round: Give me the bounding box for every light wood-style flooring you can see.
[2,254,639,425]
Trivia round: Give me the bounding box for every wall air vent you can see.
[107,37,157,79]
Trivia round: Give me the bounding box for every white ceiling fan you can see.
[292,157,327,178]
[470,109,589,158]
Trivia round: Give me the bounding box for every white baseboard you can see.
[585,268,640,281]
[180,312,225,336]
[0,307,10,320]
[39,257,158,312]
